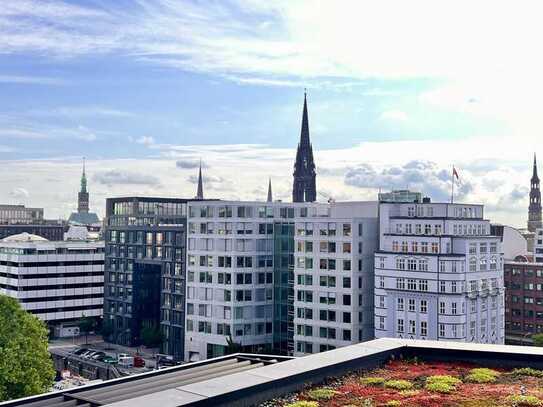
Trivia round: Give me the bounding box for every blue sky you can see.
[0,0,541,225]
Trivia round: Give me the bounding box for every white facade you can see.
[375,202,505,344]
[534,228,543,262]
[0,234,104,325]
[293,202,379,355]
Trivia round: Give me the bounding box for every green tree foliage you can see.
[225,334,242,354]
[532,333,543,347]
[140,326,163,347]
[0,295,55,401]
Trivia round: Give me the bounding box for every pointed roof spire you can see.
[80,157,87,193]
[300,88,310,147]
[533,153,540,182]
[267,178,273,202]
[196,159,204,200]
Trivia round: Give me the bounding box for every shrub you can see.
[386,401,401,407]
[399,390,420,397]
[307,388,338,401]
[384,380,413,390]
[285,402,319,407]
[465,368,500,383]
[425,375,462,393]
[506,395,543,406]
[360,377,386,386]
[512,368,543,378]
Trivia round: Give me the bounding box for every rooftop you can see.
[1,232,49,242]
[5,339,543,407]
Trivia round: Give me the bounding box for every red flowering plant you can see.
[276,358,543,407]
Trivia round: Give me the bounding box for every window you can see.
[420,300,427,313]
[408,299,415,312]
[378,316,385,330]
[439,301,445,314]
[439,323,445,337]
[440,281,446,293]
[409,320,416,334]
[396,278,405,289]
[469,257,477,272]
[397,298,404,311]
[397,319,404,333]
[379,276,385,288]
[407,279,417,290]
[419,280,428,291]
[420,321,427,336]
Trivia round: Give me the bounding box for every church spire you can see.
[267,178,273,202]
[533,153,539,182]
[81,157,87,194]
[293,90,317,202]
[196,160,204,200]
[528,152,542,232]
[77,157,89,213]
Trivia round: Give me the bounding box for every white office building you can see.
[184,200,313,361]
[374,202,505,344]
[0,233,104,337]
[293,201,379,355]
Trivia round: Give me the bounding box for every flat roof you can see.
[6,339,543,406]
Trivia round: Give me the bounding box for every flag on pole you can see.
[453,166,459,181]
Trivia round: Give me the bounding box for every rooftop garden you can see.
[262,357,543,407]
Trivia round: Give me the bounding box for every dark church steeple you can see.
[528,153,542,232]
[196,160,204,200]
[293,91,316,202]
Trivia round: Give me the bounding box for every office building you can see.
[375,201,505,344]
[0,204,44,224]
[0,233,104,337]
[184,200,306,361]
[103,197,189,360]
[293,201,379,355]
[184,199,381,361]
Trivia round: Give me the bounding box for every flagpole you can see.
[451,166,454,204]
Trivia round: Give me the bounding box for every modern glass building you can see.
[103,197,189,360]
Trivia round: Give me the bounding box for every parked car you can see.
[101,356,118,364]
[80,350,96,358]
[133,355,145,368]
[118,356,134,367]
[72,348,88,356]
[90,352,106,360]
[83,350,101,359]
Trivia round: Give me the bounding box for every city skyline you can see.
[1,1,542,226]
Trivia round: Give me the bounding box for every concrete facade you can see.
[375,202,505,344]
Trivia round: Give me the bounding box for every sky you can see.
[1,0,542,227]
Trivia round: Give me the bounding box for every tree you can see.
[78,314,95,345]
[140,326,163,347]
[0,295,55,401]
[100,319,114,339]
[532,333,543,346]
[225,334,242,355]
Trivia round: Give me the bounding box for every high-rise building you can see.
[293,93,317,203]
[293,201,379,355]
[0,233,104,337]
[68,159,100,226]
[528,154,542,233]
[184,200,305,360]
[184,199,381,361]
[103,197,189,360]
[374,201,505,344]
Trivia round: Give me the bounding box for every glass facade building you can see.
[103,197,189,360]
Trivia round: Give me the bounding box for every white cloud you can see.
[93,169,160,186]
[0,75,66,85]
[9,187,29,200]
[134,136,155,146]
[379,110,408,122]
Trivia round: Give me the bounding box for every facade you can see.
[0,233,104,336]
[68,160,100,226]
[0,224,64,241]
[0,204,43,224]
[375,202,505,344]
[528,154,542,233]
[293,201,379,355]
[292,93,317,203]
[504,259,543,343]
[103,197,189,360]
[378,190,423,203]
[535,228,543,263]
[184,200,380,361]
[184,200,305,361]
